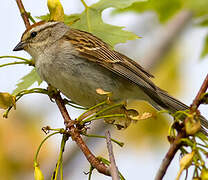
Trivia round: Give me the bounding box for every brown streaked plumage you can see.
[13,21,208,133]
[64,29,157,91]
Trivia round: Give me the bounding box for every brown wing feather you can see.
[63,28,157,92]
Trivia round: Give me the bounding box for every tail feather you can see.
[157,90,208,133]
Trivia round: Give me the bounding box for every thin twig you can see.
[155,131,186,180]
[48,10,195,179]
[155,73,208,180]
[15,1,111,177]
[16,0,30,28]
[106,131,120,180]
[54,93,111,176]
[191,74,208,111]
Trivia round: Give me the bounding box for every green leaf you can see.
[64,14,80,25]
[37,14,50,21]
[71,11,138,47]
[114,0,208,23]
[113,0,183,23]
[37,14,81,26]
[12,68,42,95]
[39,0,144,47]
[38,0,208,56]
[201,34,208,59]
[39,0,143,47]
[69,0,143,46]
[92,0,148,10]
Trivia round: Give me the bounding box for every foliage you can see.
[41,0,142,47]
[12,68,42,95]
[113,0,182,22]
[2,0,208,95]
[4,0,143,96]
[175,131,208,179]
[0,0,208,179]
[113,0,208,57]
[169,110,208,179]
[113,0,208,22]
[33,101,127,180]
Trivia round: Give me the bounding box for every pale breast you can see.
[35,41,153,108]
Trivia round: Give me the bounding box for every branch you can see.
[15,1,111,177]
[105,130,120,180]
[155,73,208,180]
[54,92,111,176]
[16,0,30,28]
[191,74,208,111]
[49,10,195,179]
[155,131,186,180]
[14,2,203,179]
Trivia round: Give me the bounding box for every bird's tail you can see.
[157,89,208,133]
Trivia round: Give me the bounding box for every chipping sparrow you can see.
[13,21,208,131]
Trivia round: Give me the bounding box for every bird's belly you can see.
[36,56,151,108]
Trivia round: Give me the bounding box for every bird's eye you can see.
[31,32,37,38]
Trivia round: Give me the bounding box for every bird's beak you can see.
[13,41,26,51]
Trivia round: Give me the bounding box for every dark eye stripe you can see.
[31,32,37,38]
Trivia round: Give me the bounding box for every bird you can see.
[13,21,208,132]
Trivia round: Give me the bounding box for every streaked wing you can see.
[63,28,157,92]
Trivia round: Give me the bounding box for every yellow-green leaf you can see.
[40,0,144,46]
[37,14,80,26]
[114,0,208,22]
[180,151,195,169]
[13,68,42,95]
[93,0,148,10]
[47,0,64,21]
[71,9,138,47]
[176,151,195,180]
[0,92,15,110]
[68,0,142,47]
[113,0,183,23]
